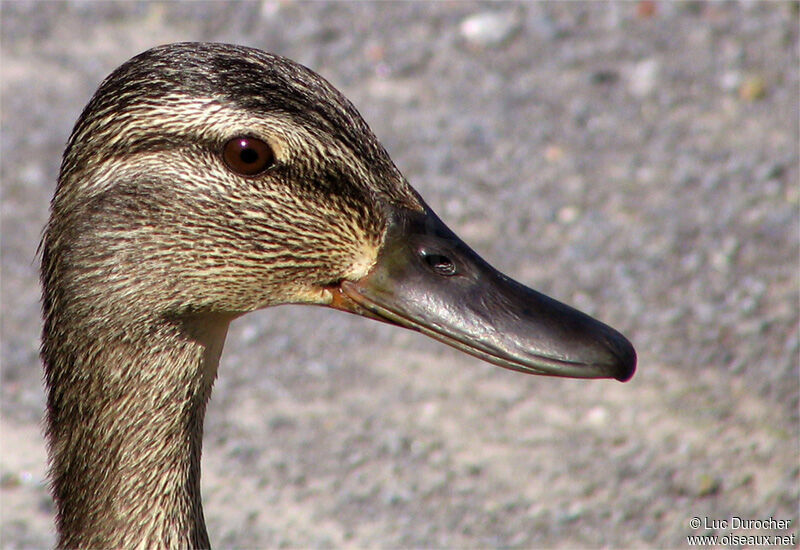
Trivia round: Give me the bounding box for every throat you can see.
[43,315,230,549]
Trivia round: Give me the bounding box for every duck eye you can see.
[222,137,274,176]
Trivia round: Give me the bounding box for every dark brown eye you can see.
[222,136,274,176]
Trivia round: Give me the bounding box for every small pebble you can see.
[544,144,565,163]
[557,205,580,224]
[240,324,259,344]
[696,474,722,497]
[557,502,585,523]
[636,1,657,19]
[586,406,609,426]
[739,75,767,101]
[259,1,280,18]
[628,58,660,98]
[0,472,21,489]
[719,70,742,92]
[591,69,620,85]
[460,11,519,48]
[756,162,785,182]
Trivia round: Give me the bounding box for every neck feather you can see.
[43,314,229,549]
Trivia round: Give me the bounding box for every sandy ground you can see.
[1,2,798,548]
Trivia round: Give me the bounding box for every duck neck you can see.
[44,314,229,549]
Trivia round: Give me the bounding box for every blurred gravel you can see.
[1,2,797,548]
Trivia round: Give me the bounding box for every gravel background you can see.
[1,2,798,548]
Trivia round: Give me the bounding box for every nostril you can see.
[421,252,457,276]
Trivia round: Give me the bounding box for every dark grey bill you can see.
[332,205,636,382]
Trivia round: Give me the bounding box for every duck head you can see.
[46,42,635,382]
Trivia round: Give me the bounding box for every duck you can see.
[40,42,636,549]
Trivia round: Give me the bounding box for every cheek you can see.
[342,239,379,281]
[207,265,333,311]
